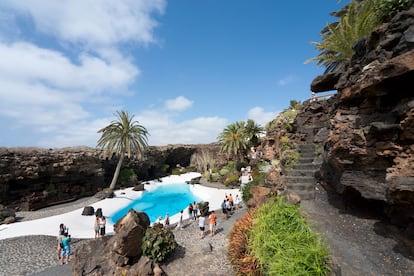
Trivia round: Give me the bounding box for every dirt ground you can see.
[300,184,414,276]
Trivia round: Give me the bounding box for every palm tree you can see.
[97,110,149,192]
[217,121,248,170]
[244,119,264,147]
[306,0,380,72]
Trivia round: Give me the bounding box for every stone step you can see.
[286,176,315,184]
[299,151,315,158]
[286,182,315,192]
[298,157,315,163]
[291,163,320,170]
[298,145,314,152]
[285,169,316,177]
[289,190,315,200]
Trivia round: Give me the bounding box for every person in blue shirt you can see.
[60,232,71,265]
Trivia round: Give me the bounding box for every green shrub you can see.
[161,164,170,173]
[228,210,262,275]
[224,173,239,186]
[119,168,137,185]
[142,223,177,263]
[171,168,182,175]
[282,150,300,170]
[209,173,219,182]
[249,197,329,275]
[219,167,230,176]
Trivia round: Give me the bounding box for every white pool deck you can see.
[0,172,240,240]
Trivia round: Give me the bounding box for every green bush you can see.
[224,173,239,186]
[161,164,170,173]
[219,167,230,176]
[142,223,177,263]
[249,197,329,275]
[282,150,300,170]
[119,168,137,185]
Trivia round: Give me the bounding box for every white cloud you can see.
[3,0,166,47]
[247,107,278,127]
[165,96,193,111]
[137,105,227,146]
[0,42,138,136]
[277,75,295,86]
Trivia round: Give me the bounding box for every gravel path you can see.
[2,182,413,275]
[300,184,414,276]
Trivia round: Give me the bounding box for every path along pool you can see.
[110,182,201,224]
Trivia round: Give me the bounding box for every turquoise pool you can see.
[110,182,201,224]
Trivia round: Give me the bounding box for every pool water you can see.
[110,183,201,224]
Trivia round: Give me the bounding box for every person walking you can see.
[188,203,193,220]
[198,215,205,238]
[175,210,184,230]
[209,210,217,236]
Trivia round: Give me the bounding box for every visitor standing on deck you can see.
[60,232,71,265]
[94,217,100,239]
[99,216,107,236]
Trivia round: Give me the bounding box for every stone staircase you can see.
[285,144,321,200]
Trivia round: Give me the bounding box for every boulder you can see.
[132,183,145,191]
[81,206,95,216]
[73,210,151,276]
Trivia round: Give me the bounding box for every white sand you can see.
[0,172,240,240]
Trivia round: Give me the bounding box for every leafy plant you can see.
[282,150,300,170]
[142,223,177,263]
[228,210,263,275]
[249,197,329,275]
[118,168,137,185]
[161,164,170,173]
[307,0,381,72]
[224,173,239,186]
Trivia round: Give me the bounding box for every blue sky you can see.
[0,0,346,148]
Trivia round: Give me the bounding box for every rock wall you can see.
[311,8,414,226]
[0,144,222,210]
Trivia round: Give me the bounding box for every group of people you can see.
[221,193,241,219]
[56,223,71,265]
[94,215,107,238]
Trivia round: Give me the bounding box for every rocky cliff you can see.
[0,144,221,210]
[310,7,414,228]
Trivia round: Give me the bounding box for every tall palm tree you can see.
[244,119,264,147]
[217,121,248,170]
[97,110,149,192]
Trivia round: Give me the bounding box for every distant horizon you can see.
[0,1,346,148]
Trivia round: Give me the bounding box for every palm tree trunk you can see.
[109,154,124,191]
